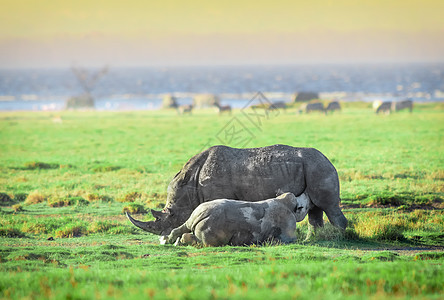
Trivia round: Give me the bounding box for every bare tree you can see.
[65,65,108,109]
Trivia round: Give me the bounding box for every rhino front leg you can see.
[174,233,201,246]
[165,223,191,244]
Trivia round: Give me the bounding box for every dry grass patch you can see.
[85,193,113,203]
[348,210,444,241]
[21,222,47,234]
[55,224,87,238]
[122,203,147,214]
[12,204,24,212]
[85,193,100,202]
[354,220,405,241]
[120,191,143,203]
[339,170,384,181]
[47,196,89,207]
[88,221,114,233]
[23,161,59,170]
[24,191,46,205]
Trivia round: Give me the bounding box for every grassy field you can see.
[1,102,443,299]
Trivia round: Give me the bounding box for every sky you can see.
[1,0,444,68]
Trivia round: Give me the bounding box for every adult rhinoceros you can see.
[126,144,347,236]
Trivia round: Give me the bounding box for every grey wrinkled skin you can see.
[164,192,310,247]
[126,144,348,236]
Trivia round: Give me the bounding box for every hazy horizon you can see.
[1,0,444,68]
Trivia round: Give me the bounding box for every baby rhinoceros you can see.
[160,192,311,247]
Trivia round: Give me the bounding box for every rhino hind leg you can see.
[324,205,348,230]
[305,205,324,240]
[308,205,324,227]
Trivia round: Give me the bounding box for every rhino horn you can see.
[125,211,163,235]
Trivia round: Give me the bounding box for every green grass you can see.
[1,104,442,207]
[0,103,443,299]
[0,235,443,299]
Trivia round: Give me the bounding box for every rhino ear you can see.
[178,165,202,187]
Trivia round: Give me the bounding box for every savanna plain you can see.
[0,102,443,299]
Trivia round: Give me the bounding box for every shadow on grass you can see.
[9,161,74,171]
[342,192,443,209]
[294,223,444,251]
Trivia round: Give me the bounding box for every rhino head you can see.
[275,192,311,222]
[126,208,180,236]
[126,165,201,236]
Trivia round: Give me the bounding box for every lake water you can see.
[1,64,443,111]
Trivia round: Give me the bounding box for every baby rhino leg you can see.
[165,224,190,244]
[175,233,201,246]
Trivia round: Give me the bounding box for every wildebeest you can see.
[325,101,341,114]
[392,99,413,112]
[161,192,310,247]
[177,104,193,115]
[214,103,232,115]
[305,102,325,114]
[376,101,392,114]
[126,145,348,238]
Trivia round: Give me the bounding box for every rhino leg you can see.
[324,205,348,230]
[308,205,324,227]
[305,164,347,234]
[306,205,324,240]
[175,233,201,246]
[167,223,191,244]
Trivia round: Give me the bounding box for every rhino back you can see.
[186,199,270,239]
[198,145,328,201]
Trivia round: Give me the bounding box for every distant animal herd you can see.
[372,99,413,114]
[162,94,414,115]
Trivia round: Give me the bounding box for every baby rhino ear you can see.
[297,192,311,207]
